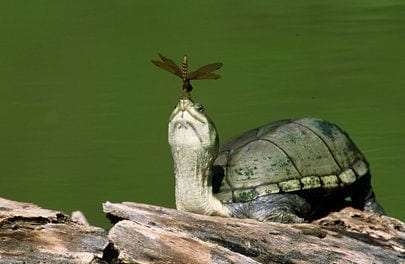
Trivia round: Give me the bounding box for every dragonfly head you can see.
[151,53,222,99]
[182,79,193,94]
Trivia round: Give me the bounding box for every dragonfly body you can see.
[151,54,222,97]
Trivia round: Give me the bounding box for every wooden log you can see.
[103,201,405,264]
[1,196,403,263]
[0,197,109,264]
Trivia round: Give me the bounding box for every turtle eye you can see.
[195,103,205,112]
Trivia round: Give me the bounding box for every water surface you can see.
[0,1,403,226]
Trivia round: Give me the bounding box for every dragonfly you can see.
[151,53,223,96]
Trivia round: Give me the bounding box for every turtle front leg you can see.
[227,193,311,224]
[351,173,385,215]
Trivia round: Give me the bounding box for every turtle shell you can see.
[213,118,369,203]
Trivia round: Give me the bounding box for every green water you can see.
[0,1,403,227]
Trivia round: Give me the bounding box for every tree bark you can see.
[103,201,405,264]
[0,197,109,264]
[0,196,403,264]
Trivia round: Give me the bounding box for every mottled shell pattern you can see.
[213,118,369,203]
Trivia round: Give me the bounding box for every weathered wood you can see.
[0,197,108,264]
[1,196,404,263]
[72,210,90,226]
[104,201,405,264]
[109,220,261,264]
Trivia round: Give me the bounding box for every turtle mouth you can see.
[170,107,206,124]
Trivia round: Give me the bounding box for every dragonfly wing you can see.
[158,54,183,77]
[151,54,182,78]
[192,72,221,80]
[188,63,223,80]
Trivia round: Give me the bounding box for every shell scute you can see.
[233,189,259,203]
[221,128,259,152]
[214,118,369,203]
[295,118,365,170]
[255,184,280,196]
[352,160,368,178]
[226,140,300,189]
[301,176,321,190]
[259,122,341,177]
[320,175,339,188]
[339,169,356,185]
[278,179,301,192]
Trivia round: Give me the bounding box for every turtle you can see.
[152,54,385,223]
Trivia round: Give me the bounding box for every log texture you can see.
[103,201,405,264]
[0,197,109,264]
[1,196,404,264]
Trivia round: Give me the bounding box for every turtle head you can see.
[168,98,218,150]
